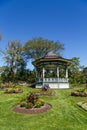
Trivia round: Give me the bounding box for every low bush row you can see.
[4,87,23,94]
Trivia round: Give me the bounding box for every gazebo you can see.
[32,52,71,89]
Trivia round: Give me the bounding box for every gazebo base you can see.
[36,83,69,89]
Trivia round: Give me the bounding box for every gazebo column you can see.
[36,68,40,82]
[35,68,38,79]
[66,67,68,78]
[57,66,59,78]
[43,67,45,78]
[36,68,43,82]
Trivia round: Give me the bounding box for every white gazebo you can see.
[32,52,71,89]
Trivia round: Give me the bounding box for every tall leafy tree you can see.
[82,67,87,86]
[24,37,64,60]
[69,57,84,85]
[3,40,25,81]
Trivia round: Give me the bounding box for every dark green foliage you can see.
[82,67,87,85]
[76,88,85,92]
[69,57,84,85]
[24,37,64,60]
[26,102,33,109]
[27,93,39,105]
[0,66,12,83]
[20,101,27,107]
[45,69,57,78]
[20,98,27,102]
[15,68,30,82]
[28,70,36,84]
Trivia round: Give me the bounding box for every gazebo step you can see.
[43,83,69,88]
[58,83,69,89]
[36,84,42,88]
[36,83,69,89]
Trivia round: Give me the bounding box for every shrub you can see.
[15,88,23,93]
[26,102,33,109]
[20,101,27,107]
[20,98,27,102]
[27,93,39,105]
[4,88,15,93]
[76,88,85,92]
[35,98,45,108]
[0,82,13,89]
[4,87,23,94]
[71,91,87,97]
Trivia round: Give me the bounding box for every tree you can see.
[24,37,64,60]
[0,66,10,82]
[3,40,25,82]
[68,57,84,85]
[15,68,30,82]
[28,70,36,84]
[82,67,87,87]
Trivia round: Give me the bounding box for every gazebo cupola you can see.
[32,52,71,89]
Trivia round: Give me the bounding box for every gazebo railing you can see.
[38,78,68,83]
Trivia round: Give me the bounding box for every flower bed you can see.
[13,103,51,114]
[13,92,52,114]
[71,88,87,97]
[77,101,87,111]
[4,87,23,94]
[35,89,56,96]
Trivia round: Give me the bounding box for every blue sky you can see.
[0,0,87,70]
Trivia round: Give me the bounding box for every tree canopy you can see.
[2,41,25,81]
[0,37,87,86]
[24,37,64,60]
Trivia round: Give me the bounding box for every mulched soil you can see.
[12,103,52,114]
[36,91,56,96]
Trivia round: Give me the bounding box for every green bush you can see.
[26,102,33,109]
[0,82,13,89]
[76,88,85,92]
[35,98,45,108]
[20,101,27,107]
[4,88,15,93]
[20,98,27,102]
[27,93,39,105]
[4,87,23,94]
[15,88,23,93]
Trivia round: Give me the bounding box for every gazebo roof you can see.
[44,51,62,59]
[32,52,71,67]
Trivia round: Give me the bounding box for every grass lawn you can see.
[0,86,87,130]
